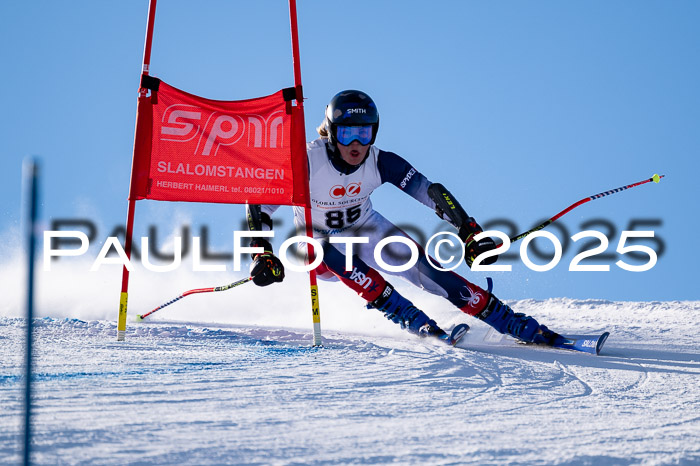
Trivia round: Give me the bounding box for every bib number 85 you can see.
[325,206,362,229]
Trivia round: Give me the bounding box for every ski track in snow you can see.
[1,299,699,465]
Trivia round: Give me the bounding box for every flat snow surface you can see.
[1,286,699,464]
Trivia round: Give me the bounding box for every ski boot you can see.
[368,283,446,338]
[477,281,556,344]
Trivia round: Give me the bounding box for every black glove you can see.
[459,218,498,268]
[250,239,285,286]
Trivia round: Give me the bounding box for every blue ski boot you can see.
[369,284,446,338]
[478,294,556,344]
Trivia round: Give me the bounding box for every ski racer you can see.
[247,89,555,344]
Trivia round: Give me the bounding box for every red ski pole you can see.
[135,276,253,321]
[509,173,665,243]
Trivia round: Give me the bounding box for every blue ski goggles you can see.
[336,125,374,146]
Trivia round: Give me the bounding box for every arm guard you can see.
[246,204,273,232]
[427,183,480,241]
[245,204,274,255]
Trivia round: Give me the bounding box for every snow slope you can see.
[0,255,698,464]
[1,291,699,465]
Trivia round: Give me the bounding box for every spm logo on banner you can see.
[160,105,285,155]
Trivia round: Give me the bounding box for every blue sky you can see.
[1,0,698,302]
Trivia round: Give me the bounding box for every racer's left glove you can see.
[459,218,498,268]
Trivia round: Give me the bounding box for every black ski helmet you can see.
[324,90,379,148]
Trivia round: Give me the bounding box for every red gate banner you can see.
[129,77,308,206]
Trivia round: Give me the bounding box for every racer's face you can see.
[337,140,369,166]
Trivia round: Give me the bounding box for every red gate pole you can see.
[118,0,158,341]
[289,0,322,346]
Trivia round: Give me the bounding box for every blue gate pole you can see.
[22,158,39,466]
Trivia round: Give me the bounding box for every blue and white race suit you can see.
[261,138,488,315]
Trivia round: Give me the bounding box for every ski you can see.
[548,331,610,355]
[481,328,610,355]
[442,323,470,346]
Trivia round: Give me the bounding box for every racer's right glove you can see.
[249,238,285,287]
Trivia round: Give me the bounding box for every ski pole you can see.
[135,276,253,321]
[509,173,664,244]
